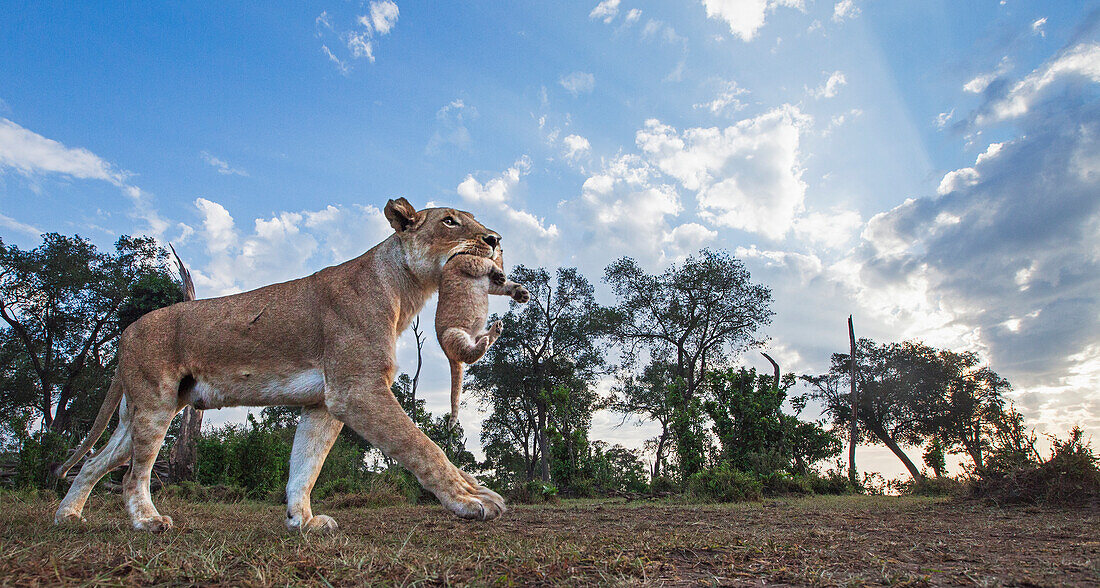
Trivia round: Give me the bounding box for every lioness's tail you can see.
[54,375,124,479]
[448,360,463,426]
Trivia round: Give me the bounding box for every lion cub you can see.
[436,251,527,426]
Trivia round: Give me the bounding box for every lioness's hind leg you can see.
[55,399,132,525]
[286,406,343,534]
[123,383,177,533]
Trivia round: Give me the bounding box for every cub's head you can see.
[384,197,502,275]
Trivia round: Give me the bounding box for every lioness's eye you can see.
[442,217,459,227]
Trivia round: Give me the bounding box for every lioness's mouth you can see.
[447,243,495,263]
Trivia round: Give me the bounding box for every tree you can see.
[467,266,607,483]
[805,339,958,481]
[604,249,772,477]
[926,351,1012,471]
[610,360,677,479]
[0,234,177,435]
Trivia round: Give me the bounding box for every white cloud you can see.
[694,81,749,115]
[809,70,847,99]
[832,0,859,22]
[455,157,559,254]
[935,109,954,129]
[791,209,862,250]
[589,0,621,23]
[189,199,393,296]
[0,118,126,184]
[559,71,596,96]
[200,151,248,176]
[625,8,642,24]
[368,0,400,35]
[635,105,811,239]
[936,141,1005,195]
[979,43,1100,124]
[562,134,591,160]
[701,0,803,43]
[316,2,400,73]
[1031,17,1046,37]
[0,213,41,236]
[0,117,168,237]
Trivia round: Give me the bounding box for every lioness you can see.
[436,250,528,426]
[55,198,510,532]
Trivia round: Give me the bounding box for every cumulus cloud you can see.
[589,0,621,23]
[701,0,803,42]
[791,209,862,250]
[187,199,393,296]
[0,117,168,236]
[559,71,596,96]
[843,50,1100,432]
[635,105,811,239]
[977,43,1100,124]
[832,0,859,22]
[455,157,559,262]
[200,151,248,176]
[809,70,847,99]
[562,134,591,160]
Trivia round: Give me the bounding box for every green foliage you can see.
[0,233,178,435]
[16,430,72,490]
[194,416,291,499]
[973,427,1100,505]
[116,271,186,331]
[508,480,560,504]
[923,437,947,478]
[687,463,763,502]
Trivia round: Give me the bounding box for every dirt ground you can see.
[0,493,1096,586]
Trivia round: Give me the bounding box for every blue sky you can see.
[2,1,1098,477]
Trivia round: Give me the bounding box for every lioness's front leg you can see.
[286,406,344,533]
[325,357,505,521]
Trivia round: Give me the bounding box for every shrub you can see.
[649,475,677,494]
[759,472,812,497]
[16,430,71,490]
[807,471,856,495]
[896,476,964,497]
[508,480,561,504]
[972,427,1100,506]
[687,463,763,502]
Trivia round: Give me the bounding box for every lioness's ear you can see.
[384,198,420,232]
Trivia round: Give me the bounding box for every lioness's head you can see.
[384,197,501,276]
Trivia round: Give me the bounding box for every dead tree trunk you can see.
[847,315,859,487]
[761,352,780,389]
[168,244,202,483]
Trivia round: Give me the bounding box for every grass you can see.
[1,492,1097,586]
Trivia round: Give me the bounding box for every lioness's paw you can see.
[510,285,530,304]
[304,514,339,534]
[133,515,173,533]
[442,470,506,521]
[54,512,86,526]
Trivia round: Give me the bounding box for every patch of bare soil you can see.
[0,494,1096,586]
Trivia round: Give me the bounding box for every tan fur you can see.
[55,198,510,532]
[436,251,529,426]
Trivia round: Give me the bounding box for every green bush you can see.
[972,427,1100,505]
[16,430,71,490]
[687,463,763,502]
[807,471,856,495]
[507,480,560,504]
[759,472,812,497]
[899,476,964,497]
[649,475,677,494]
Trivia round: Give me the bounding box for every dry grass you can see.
[1,492,1097,586]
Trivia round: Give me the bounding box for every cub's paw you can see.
[441,470,507,521]
[133,515,174,533]
[488,320,504,337]
[510,285,530,304]
[54,512,86,526]
[488,266,507,286]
